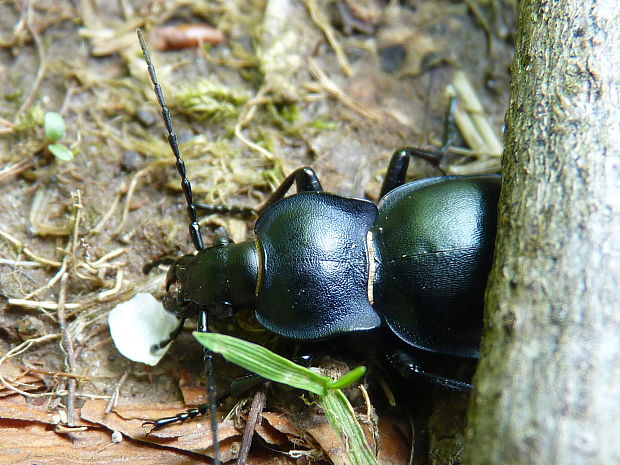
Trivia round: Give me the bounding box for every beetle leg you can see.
[150,317,186,353]
[258,167,323,213]
[192,167,323,218]
[380,97,458,198]
[379,147,446,198]
[197,308,220,463]
[143,373,267,430]
[387,349,473,393]
[144,348,316,429]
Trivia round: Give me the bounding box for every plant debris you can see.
[152,24,226,51]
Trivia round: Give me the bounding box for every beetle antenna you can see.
[137,29,220,465]
[137,29,204,252]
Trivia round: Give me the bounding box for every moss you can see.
[14,104,45,132]
[173,78,249,121]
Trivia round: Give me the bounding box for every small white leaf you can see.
[108,293,179,366]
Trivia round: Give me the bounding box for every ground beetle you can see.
[137,30,500,462]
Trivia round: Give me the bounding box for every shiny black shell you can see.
[253,175,500,358]
[371,175,500,357]
[254,192,382,339]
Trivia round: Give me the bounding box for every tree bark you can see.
[463,1,620,464]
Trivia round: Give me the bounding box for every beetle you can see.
[137,29,499,461]
[162,162,499,382]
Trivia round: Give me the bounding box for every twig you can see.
[307,58,382,121]
[57,272,77,426]
[21,366,93,381]
[90,183,124,234]
[0,116,15,127]
[56,191,84,427]
[114,161,168,234]
[0,228,62,268]
[59,392,111,400]
[8,298,81,310]
[236,390,266,465]
[0,158,34,183]
[234,85,275,160]
[359,384,379,457]
[407,417,415,465]
[0,334,110,401]
[104,363,133,415]
[447,71,503,157]
[90,248,127,266]
[55,425,88,433]
[59,80,78,115]
[69,190,83,257]
[16,1,48,117]
[0,258,40,268]
[0,334,61,397]
[302,0,352,76]
[376,375,396,408]
[359,384,372,422]
[97,270,123,301]
[461,0,494,55]
[21,259,67,301]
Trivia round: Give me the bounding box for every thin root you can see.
[302,0,352,77]
[16,1,48,117]
[307,58,382,121]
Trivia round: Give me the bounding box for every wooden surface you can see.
[464,0,620,463]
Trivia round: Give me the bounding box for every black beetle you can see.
[136,30,499,460]
[164,167,499,358]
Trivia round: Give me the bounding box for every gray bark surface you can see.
[463,1,620,464]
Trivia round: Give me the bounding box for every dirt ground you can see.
[0,1,514,464]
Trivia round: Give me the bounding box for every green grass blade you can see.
[194,332,377,464]
[193,332,329,395]
[328,366,367,389]
[319,389,379,465]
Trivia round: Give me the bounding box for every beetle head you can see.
[162,235,251,320]
[162,254,200,318]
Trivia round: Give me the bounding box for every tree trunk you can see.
[463,1,620,464]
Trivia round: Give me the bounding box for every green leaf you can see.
[193,332,329,395]
[48,144,74,161]
[44,112,65,142]
[327,366,367,390]
[319,389,379,465]
[194,332,377,465]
